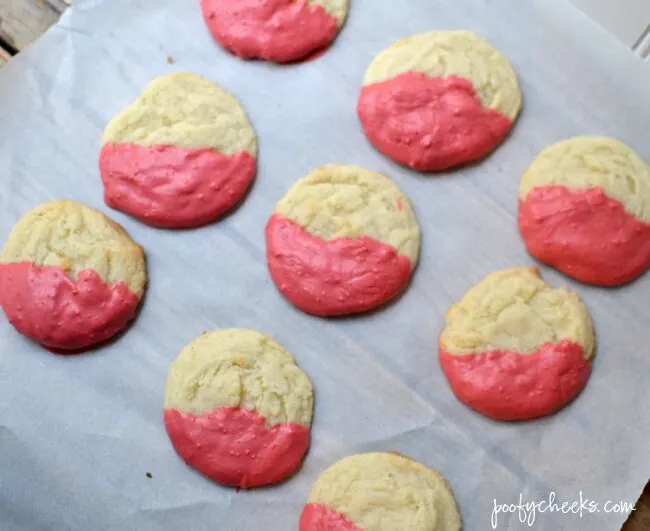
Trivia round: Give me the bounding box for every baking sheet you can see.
[1,0,650,529]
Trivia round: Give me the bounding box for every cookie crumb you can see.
[146,472,153,479]
[166,55,175,64]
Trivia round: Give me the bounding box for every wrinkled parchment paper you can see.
[1,0,649,529]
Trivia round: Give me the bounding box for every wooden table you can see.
[0,0,67,64]
[0,1,649,529]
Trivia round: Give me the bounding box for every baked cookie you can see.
[0,200,146,351]
[265,165,420,317]
[518,136,650,286]
[299,452,461,531]
[201,0,348,63]
[357,31,521,172]
[439,268,595,421]
[163,329,313,488]
[100,72,256,228]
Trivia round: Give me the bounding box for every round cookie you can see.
[299,452,461,531]
[518,136,650,286]
[99,72,257,228]
[439,268,595,421]
[0,200,146,351]
[265,165,420,317]
[357,31,521,172]
[163,329,313,488]
[201,0,348,64]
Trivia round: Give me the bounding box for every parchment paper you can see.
[1,1,649,529]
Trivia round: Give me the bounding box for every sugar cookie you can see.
[201,0,348,63]
[100,73,256,228]
[164,329,313,488]
[357,31,521,172]
[439,268,595,421]
[265,165,420,316]
[518,136,650,286]
[0,200,146,350]
[300,452,461,531]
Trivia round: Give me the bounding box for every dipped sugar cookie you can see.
[518,136,650,286]
[265,165,420,317]
[0,200,146,351]
[299,452,461,531]
[201,0,348,63]
[357,31,521,172]
[100,73,256,228]
[439,268,595,421]
[164,329,313,488]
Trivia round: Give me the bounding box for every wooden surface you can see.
[0,44,10,66]
[0,1,649,529]
[624,483,650,530]
[0,0,68,60]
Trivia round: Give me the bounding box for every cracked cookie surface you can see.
[441,268,594,357]
[364,30,521,120]
[275,165,420,263]
[1,200,145,295]
[103,73,256,156]
[520,137,650,221]
[165,328,313,426]
[300,452,461,531]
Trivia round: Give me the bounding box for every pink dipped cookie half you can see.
[164,329,313,488]
[265,165,420,317]
[0,200,146,351]
[357,30,521,172]
[200,0,348,63]
[100,73,256,228]
[439,268,595,421]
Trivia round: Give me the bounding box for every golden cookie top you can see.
[164,329,313,428]
[310,0,348,26]
[440,268,595,358]
[307,452,461,531]
[1,200,146,296]
[520,136,650,223]
[103,72,256,156]
[274,165,421,265]
[363,30,522,121]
